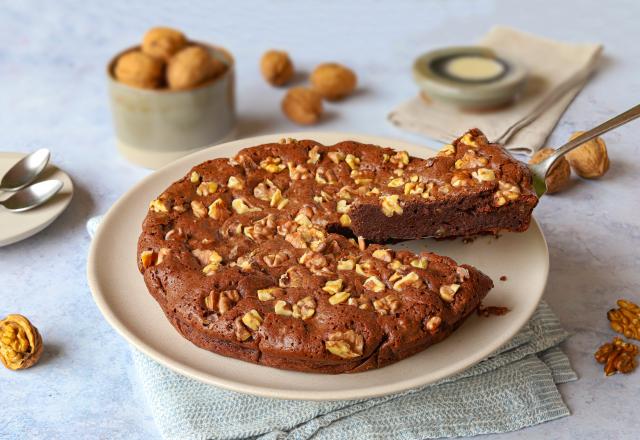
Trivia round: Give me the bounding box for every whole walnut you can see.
[566,131,610,178]
[528,148,571,194]
[0,314,43,371]
[142,27,188,61]
[167,45,227,90]
[114,50,164,89]
[310,63,357,101]
[282,87,323,125]
[260,50,294,86]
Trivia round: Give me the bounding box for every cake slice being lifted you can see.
[348,128,539,241]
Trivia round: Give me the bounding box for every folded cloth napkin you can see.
[389,26,603,155]
[87,216,576,440]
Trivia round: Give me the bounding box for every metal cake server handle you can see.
[529,104,640,197]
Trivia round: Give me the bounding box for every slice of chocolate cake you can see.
[347,129,539,241]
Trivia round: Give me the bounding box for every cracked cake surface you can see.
[137,130,535,373]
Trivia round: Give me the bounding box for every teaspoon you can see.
[0,180,63,212]
[0,148,51,192]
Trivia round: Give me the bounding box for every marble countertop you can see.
[1,0,639,438]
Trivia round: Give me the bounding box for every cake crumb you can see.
[499,275,507,281]
[477,304,510,317]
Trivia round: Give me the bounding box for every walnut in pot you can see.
[0,314,43,370]
[310,63,357,101]
[114,51,165,89]
[281,87,323,125]
[167,45,227,90]
[528,148,571,194]
[260,50,294,86]
[566,131,610,179]
[142,27,188,61]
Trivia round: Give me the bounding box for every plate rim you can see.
[87,131,548,400]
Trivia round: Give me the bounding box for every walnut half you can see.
[608,299,640,340]
[325,330,363,359]
[595,337,638,376]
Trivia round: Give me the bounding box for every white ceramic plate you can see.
[87,132,548,401]
[0,152,74,247]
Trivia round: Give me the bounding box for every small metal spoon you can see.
[0,148,51,192]
[530,104,640,196]
[0,180,63,212]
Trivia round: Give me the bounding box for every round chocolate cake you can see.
[137,130,536,373]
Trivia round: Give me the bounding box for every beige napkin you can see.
[389,26,603,155]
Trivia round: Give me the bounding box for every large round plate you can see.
[87,132,547,400]
[0,152,74,247]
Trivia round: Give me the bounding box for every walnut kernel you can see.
[329,291,351,305]
[380,194,403,217]
[595,337,638,376]
[363,276,386,293]
[323,279,344,294]
[292,296,316,320]
[234,317,251,341]
[274,300,293,317]
[325,330,364,358]
[439,283,460,302]
[241,309,263,331]
[149,198,168,213]
[608,299,640,340]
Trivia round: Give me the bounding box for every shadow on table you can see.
[0,179,95,252]
[37,341,63,367]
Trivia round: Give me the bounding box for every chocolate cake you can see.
[137,129,534,373]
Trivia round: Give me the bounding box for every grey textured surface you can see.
[1,0,639,438]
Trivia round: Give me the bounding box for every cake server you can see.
[530,104,640,196]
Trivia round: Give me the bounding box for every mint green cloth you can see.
[88,216,576,440]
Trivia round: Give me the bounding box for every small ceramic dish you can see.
[0,152,73,247]
[413,46,527,110]
[107,43,236,169]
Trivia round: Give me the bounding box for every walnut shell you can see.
[114,50,164,89]
[310,63,357,101]
[566,131,610,178]
[0,314,43,370]
[281,87,323,125]
[167,45,227,90]
[528,148,571,194]
[260,50,294,86]
[142,27,188,61]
